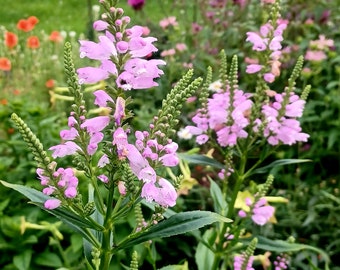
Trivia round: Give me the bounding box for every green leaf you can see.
[250,159,312,176]
[242,236,330,265]
[13,249,32,270]
[158,261,189,270]
[195,229,215,270]
[118,211,231,250]
[209,177,227,215]
[34,252,63,268]
[178,153,225,169]
[0,180,102,247]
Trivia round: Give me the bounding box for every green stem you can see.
[212,151,248,270]
[99,185,115,270]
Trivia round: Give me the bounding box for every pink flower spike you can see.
[44,199,61,209]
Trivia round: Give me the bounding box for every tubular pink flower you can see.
[93,90,114,107]
[141,178,177,207]
[49,141,81,158]
[246,64,263,74]
[80,116,110,134]
[44,199,61,209]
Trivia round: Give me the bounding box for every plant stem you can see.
[99,184,115,270]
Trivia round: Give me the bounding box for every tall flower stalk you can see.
[3,1,231,269]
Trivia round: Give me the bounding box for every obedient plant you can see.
[181,1,329,269]
[2,0,231,269]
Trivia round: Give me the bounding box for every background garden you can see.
[0,0,340,269]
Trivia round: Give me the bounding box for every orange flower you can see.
[0,99,8,105]
[27,36,40,49]
[49,31,63,43]
[27,16,39,26]
[17,16,39,32]
[5,32,18,49]
[0,57,11,71]
[13,89,21,95]
[45,79,55,88]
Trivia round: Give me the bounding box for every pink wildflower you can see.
[234,254,255,270]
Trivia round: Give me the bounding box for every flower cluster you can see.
[255,91,309,145]
[37,164,79,209]
[238,197,275,226]
[245,19,288,83]
[234,254,255,270]
[186,83,253,147]
[77,8,165,90]
[108,127,178,207]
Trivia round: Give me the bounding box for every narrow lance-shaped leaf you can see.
[250,159,311,176]
[241,236,330,265]
[0,180,102,247]
[178,153,225,169]
[117,210,232,250]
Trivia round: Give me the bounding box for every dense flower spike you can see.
[245,1,288,83]
[77,9,165,90]
[256,92,309,145]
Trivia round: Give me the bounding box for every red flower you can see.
[17,16,39,32]
[45,79,55,88]
[27,16,39,26]
[27,36,40,49]
[49,31,63,43]
[5,32,18,49]
[0,57,11,71]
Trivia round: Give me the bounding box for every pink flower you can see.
[246,32,268,51]
[77,67,110,84]
[159,16,178,29]
[305,50,327,61]
[114,97,125,126]
[44,199,61,209]
[79,35,117,60]
[49,141,80,158]
[93,20,109,31]
[117,58,165,90]
[80,116,110,134]
[234,254,254,270]
[141,178,177,207]
[251,198,275,225]
[246,64,263,74]
[93,90,114,107]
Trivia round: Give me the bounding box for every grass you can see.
[0,0,175,35]
[0,0,91,33]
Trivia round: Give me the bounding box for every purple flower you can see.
[128,0,145,10]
